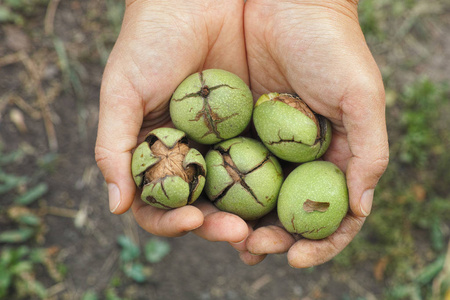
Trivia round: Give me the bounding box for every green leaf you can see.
[37,153,59,172]
[430,219,444,252]
[17,213,41,226]
[117,235,140,262]
[14,183,48,205]
[0,247,29,266]
[29,248,47,264]
[0,228,34,243]
[16,276,48,299]
[81,290,99,300]
[0,149,24,166]
[105,288,123,300]
[122,262,147,283]
[0,6,12,23]
[0,171,27,195]
[10,261,33,275]
[0,266,12,298]
[388,284,422,300]
[415,254,446,285]
[144,239,170,263]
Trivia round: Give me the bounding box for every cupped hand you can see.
[237,0,389,267]
[95,0,249,242]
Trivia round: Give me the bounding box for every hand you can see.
[235,0,389,267]
[95,0,249,243]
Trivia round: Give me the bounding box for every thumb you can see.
[95,71,142,214]
[341,78,389,218]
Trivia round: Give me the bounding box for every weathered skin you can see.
[131,127,207,209]
[170,69,253,145]
[205,137,283,220]
[253,93,332,163]
[277,161,349,239]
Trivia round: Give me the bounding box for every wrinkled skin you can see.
[95,0,389,268]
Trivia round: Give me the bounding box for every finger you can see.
[229,223,255,253]
[95,71,143,214]
[201,1,248,84]
[193,200,249,243]
[246,225,296,255]
[287,213,365,268]
[230,226,268,266]
[131,196,204,237]
[239,252,267,266]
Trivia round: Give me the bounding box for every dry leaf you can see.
[412,184,426,202]
[374,256,389,281]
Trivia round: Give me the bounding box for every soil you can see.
[1,1,449,300]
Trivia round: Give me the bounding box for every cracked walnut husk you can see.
[169,69,253,145]
[253,93,332,163]
[131,127,207,209]
[204,137,283,220]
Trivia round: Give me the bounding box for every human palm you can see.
[239,0,389,267]
[95,0,250,240]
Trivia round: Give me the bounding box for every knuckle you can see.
[372,145,390,176]
[94,145,110,167]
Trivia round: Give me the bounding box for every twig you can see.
[40,206,78,218]
[250,274,272,293]
[93,250,120,291]
[46,282,66,298]
[44,0,61,36]
[9,94,42,120]
[20,52,59,151]
[0,52,23,68]
[336,273,378,300]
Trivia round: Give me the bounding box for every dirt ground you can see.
[1,1,449,300]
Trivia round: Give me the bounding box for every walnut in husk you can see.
[277,161,348,239]
[131,128,206,209]
[169,69,254,145]
[204,137,283,220]
[253,93,332,163]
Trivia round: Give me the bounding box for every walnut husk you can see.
[275,94,320,137]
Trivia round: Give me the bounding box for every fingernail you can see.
[360,189,374,217]
[230,237,247,245]
[108,183,121,213]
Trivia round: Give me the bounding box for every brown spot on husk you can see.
[275,94,320,138]
[223,154,240,182]
[303,199,330,213]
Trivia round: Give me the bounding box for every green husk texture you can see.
[278,161,348,239]
[205,137,283,220]
[170,69,253,145]
[253,93,332,163]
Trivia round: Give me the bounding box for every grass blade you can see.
[14,183,48,205]
[0,228,34,243]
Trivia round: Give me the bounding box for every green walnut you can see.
[204,137,283,220]
[253,93,332,163]
[277,161,349,239]
[131,127,207,209]
[170,69,253,145]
